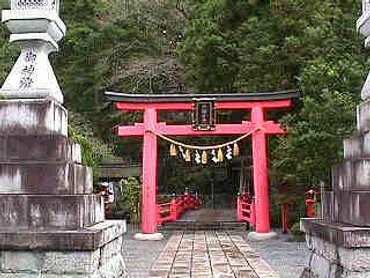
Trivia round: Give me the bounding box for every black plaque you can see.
[192,98,216,131]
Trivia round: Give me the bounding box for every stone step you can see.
[357,100,370,133]
[0,194,104,229]
[332,158,370,191]
[0,135,81,163]
[322,191,370,226]
[0,99,67,136]
[0,220,126,251]
[0,162,93,194]
[160,221,248,231]
[301,218,370,248]
[343,133,370,159]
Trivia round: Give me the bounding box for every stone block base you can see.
[0,99,67,136]
[134,232,164,241]
[301,219,370,278]
[321,190,370,226]
[301,218,370,248]
[0,194,104,229]
[247,231,278,242]
[303,243,370,278]
[0,239,127,278]
[0,220,127,278]
[357,100,370,133]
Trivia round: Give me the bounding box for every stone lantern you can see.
[0,1,127,277]
[1,0,66,103]
[301,1,370,277]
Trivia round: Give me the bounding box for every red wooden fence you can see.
[237,193,256,226]
[157,193,200,226]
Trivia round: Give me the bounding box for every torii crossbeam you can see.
[106,90,299,238]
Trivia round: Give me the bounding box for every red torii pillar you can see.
[115,99,291,239]
[252,106,271,234]
[142,108,159,234]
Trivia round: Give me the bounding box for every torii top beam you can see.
[105,90,299,137]
[106,90,299,111]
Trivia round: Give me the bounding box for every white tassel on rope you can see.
[179,146,186,160]
[195,151,201,164]
[211,150,219,163]
[226,145,233,160]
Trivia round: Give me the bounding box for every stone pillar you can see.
[0,1,127,277]
[301,5,370,277]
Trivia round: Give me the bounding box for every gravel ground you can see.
[248,233,310,278]
[123,226,309,278]
[122,226,170,278]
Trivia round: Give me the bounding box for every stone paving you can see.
[122,228,170,278]
[248,234,310,278]
[149,231,278,278]
[179,209,238,223]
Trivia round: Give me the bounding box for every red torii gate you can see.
[106,91,298,238]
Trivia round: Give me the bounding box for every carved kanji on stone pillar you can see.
[1,0,65,103]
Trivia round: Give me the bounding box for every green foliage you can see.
[119,177,141,224]
[181,0,248,91]
[0,1,18,84]
[272,91,356,187]
[69,126,95,168]
[181,0,367,190]
[290,222,306,242]
[68,111,118,182]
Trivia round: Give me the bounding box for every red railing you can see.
[157,193,200,226]
[237,193,256,226]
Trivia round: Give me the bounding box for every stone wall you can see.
[301,234,370,278]
[0,223,127,278]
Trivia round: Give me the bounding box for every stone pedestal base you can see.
[134,232,164,241]
[0,99,128,277]
[0,221,127,278]
[301,219,370,278]
[247,231,278,242]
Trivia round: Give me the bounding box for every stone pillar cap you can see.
[2,10,66,43]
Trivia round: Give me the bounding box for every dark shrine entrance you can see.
[160,145,251,210]
[106,90,298,236]
[158,143,252,228]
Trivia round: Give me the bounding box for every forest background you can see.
[0,0,368,224]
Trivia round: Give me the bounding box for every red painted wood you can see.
[117,123,144,137]
[251,106,271,234]
[237,193,256,225]
[237,197,242,222]
[116,99,292,111]
[117,121,286,137]
[157,194,200,225]
[142,108,159,234]
[306,199,316,218]
[215,99,292,110]
[117,102,193,111]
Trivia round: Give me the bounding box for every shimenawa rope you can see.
[149,126,261,151]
